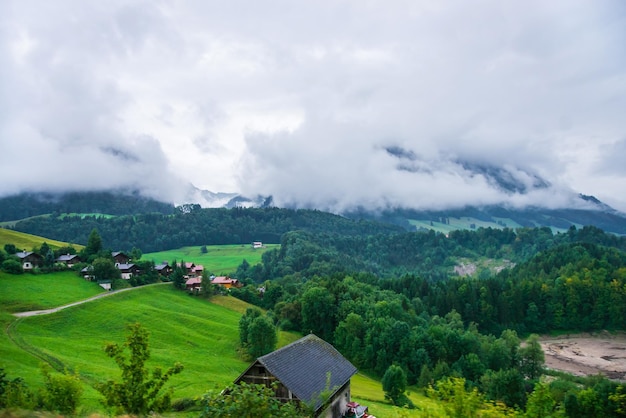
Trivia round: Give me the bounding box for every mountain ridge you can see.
[1,188,626,235]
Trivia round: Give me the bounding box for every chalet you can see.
[111,251,130,264]
[155,262,172,277]
[252,241,263,249]
[56,254,81,267]
[81,265,94,280]
[211,276,242,289]
[234,334,357,418]
[15,251,43,270]
[185,277,202,291]
[183,262,204,278]
[176,262,194,276]
[116,263,139,280]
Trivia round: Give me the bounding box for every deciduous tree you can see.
[382,364,410,407]
[96,323,183,415]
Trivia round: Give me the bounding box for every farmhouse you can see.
[155,262,172,277]
[15,251,43,270]
[111,251,130,264]
[234,334,358,418]
[185,277,202,291]
[178,262,204,278]
[115,263,138,280]
[56,253,81,267]
[211,276,242,289]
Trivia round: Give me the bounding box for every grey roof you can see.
[239,334,357,411]
[115,263,136,271]
[56,254,79,262]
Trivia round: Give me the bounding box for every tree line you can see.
[10,207,404,252]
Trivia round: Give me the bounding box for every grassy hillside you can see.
[0,270,104,313]
[0,227,84,251]
[0,273,444,416]
[144,244,279,275]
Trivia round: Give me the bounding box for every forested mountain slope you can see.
[0,190,176,221]
[10,206,404,252]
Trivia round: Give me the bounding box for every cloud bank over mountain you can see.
[1,1,625,211]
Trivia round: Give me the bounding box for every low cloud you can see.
[1,1,625,212]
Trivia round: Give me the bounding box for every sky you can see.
[1,0,625,212]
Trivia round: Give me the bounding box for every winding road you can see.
[12,282,170,317]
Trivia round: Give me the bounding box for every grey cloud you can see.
[1,0,625,212]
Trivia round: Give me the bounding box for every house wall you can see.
[319,382,351,418]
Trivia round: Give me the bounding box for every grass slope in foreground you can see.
[144,244,279,275]
[10,285,251,410]
[5,277,443,416]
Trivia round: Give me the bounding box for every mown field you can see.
[143,244,279,275]
[0,227,83,252]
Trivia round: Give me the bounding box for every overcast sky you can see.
[1,1,625,212]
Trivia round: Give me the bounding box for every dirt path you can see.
[540,332,626,381]
[12,282,169,317]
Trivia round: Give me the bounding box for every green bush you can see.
[1,259,23,274]
[39,366,83,415]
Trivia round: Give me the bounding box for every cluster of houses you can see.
[12,249,242,292]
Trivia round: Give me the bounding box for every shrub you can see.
[39,366,83,415]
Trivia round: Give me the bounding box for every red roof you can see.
[185,277,202,286]
[211,276,238,285]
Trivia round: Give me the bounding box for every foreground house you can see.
[15,251,43,270]
[234,334,357,418]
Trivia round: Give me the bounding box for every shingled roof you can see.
[236,334,357,411]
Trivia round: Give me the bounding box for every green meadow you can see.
[144,244,279,275]
[0,270,104,313]
[0,227,83,252]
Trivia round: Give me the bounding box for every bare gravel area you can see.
[539,332,626,381]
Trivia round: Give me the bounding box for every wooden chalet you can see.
[185,277,202,291]
[155,262,172,276]
[211,276,242,289]
[56,254,81,267]
[115,263,138,279]
[15,251,43,270]
[234,334,357,418]
[111,251,130,264]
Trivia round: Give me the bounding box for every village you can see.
[10,246,246,292]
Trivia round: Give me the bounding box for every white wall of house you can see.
[320,383,351,418]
